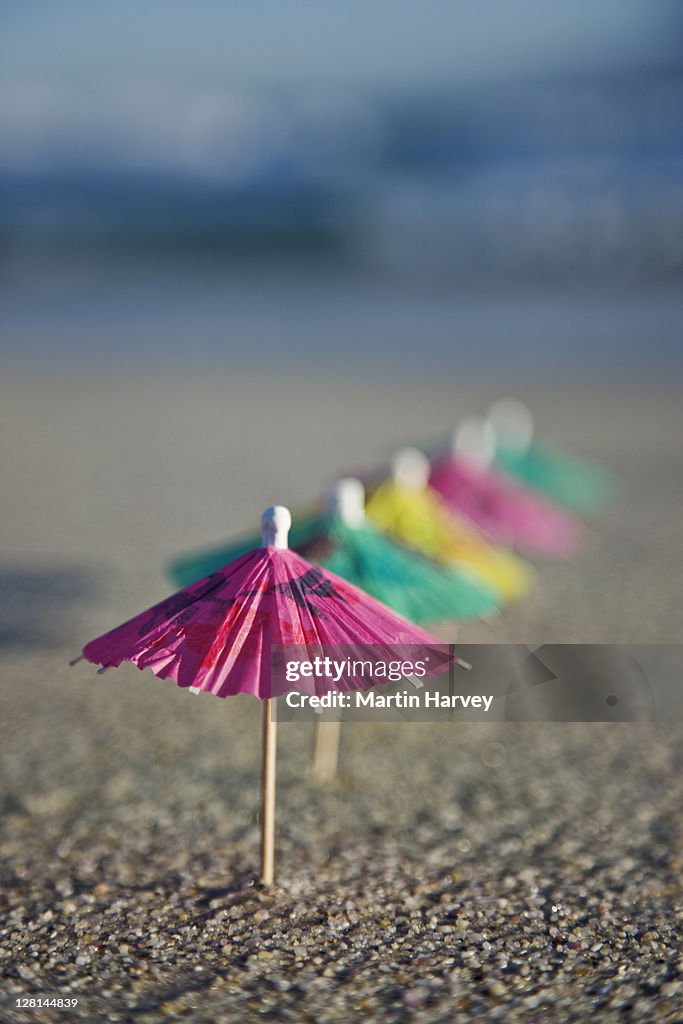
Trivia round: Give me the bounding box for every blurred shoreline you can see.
[3,277,682,378]
[4,64,682,377]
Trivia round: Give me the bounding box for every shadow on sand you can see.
[0,564,99,651]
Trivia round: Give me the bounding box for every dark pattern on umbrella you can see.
[135,572,227,637]
[272,566,344,615]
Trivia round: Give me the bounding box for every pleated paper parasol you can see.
[428,419,582,558]
[298,478,500,622]
[78,506,459,884]
[487,398,616,515]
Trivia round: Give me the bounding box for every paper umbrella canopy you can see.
[168,478,501,623]
[82,507,458,700]
[487,399,616,515]
[79,507,462,884]
[427,420,583,558]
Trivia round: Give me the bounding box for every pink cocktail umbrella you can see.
[428,419,582,558]
[77,507,458,885]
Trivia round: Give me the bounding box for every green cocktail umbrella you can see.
[488,398,616,514]
[295,479,500,623]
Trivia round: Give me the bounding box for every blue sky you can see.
[0,1,674,93]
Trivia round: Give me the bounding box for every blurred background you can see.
[1,9,683,1019]
[1,0,682,375]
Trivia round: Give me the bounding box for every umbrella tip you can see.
[487,398,534,452]
[261,506,292,549]
[452,416,497,470]
[326,477,366,528]
[391,447,430,491]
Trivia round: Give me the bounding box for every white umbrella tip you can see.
[391,447,430,490]
[326,477,366,528]
[261,505,292,549]
[487,398,534,452]
[452,416,497,470]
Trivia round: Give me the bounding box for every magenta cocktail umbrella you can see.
[429,418,582,558]
[77,507,458,884]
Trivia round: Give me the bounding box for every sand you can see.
[1,369,682,1022]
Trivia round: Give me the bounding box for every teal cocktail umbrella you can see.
[488,398,616,515]
[295,478,500,623]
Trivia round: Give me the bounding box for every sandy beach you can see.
[1,369,682,1022]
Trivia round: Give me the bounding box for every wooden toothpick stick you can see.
[260,697,277,886]
[312,717,341,785]
[259,505,291,887]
